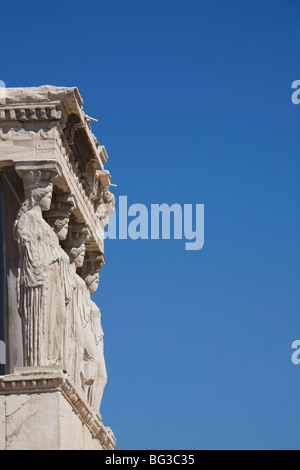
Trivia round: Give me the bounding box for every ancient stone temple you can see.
[0,86,116,450]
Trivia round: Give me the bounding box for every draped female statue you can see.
[14,167,107,413]
[80,254,107,412]
[63,231,107,412]
[43,194,76,367]
[14,169,61,367]
[62,225,91,386]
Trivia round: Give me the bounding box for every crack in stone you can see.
[6,408,40,449]
[5,396,32,418]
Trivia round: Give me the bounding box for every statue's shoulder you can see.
[17,210,37,235]
[17,210,54,242]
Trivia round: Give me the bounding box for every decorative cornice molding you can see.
[0,86,115,255]
[0,103,62,122]
[0,86,105,170]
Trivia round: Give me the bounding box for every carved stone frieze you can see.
[0,86,116,254]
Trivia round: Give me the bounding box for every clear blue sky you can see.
[1,0,300,450]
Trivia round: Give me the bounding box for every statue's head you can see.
[85,272,100,294]
[62,225,90,268]
[80,252,105,294]
[36,185,53,211]
[54,218,69,241]
[13,170,55,241]
[44,194,76,241]
[22,169,56,212]
[73,245,86,268]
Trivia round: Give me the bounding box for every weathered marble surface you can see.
[0,86,116,450]
[0,368,115,450]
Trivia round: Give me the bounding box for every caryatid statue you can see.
[80,252,107,412]
[95,170,116,229]
[13,166,62,367]
[43,194,77,366]
[0,86,117,449]
[62,224,91,386]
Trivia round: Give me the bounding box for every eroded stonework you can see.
[0,368,116,450]
[0,86,116,450]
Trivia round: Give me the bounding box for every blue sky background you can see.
[1,0,300,450]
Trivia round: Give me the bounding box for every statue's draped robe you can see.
[47,248,75,366]
[69,273,106,411]
[90,300,106,411]
[68,272,88,385]
[15,208,107,412]
[16,210,72,367]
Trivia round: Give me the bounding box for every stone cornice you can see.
[0,86,115,254]
[0,86,105,171]
[0,368,116,450]
[0,102,62,122]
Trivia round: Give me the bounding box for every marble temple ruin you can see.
[0,86,116,450]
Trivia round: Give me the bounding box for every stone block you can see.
[0,368,116,450]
